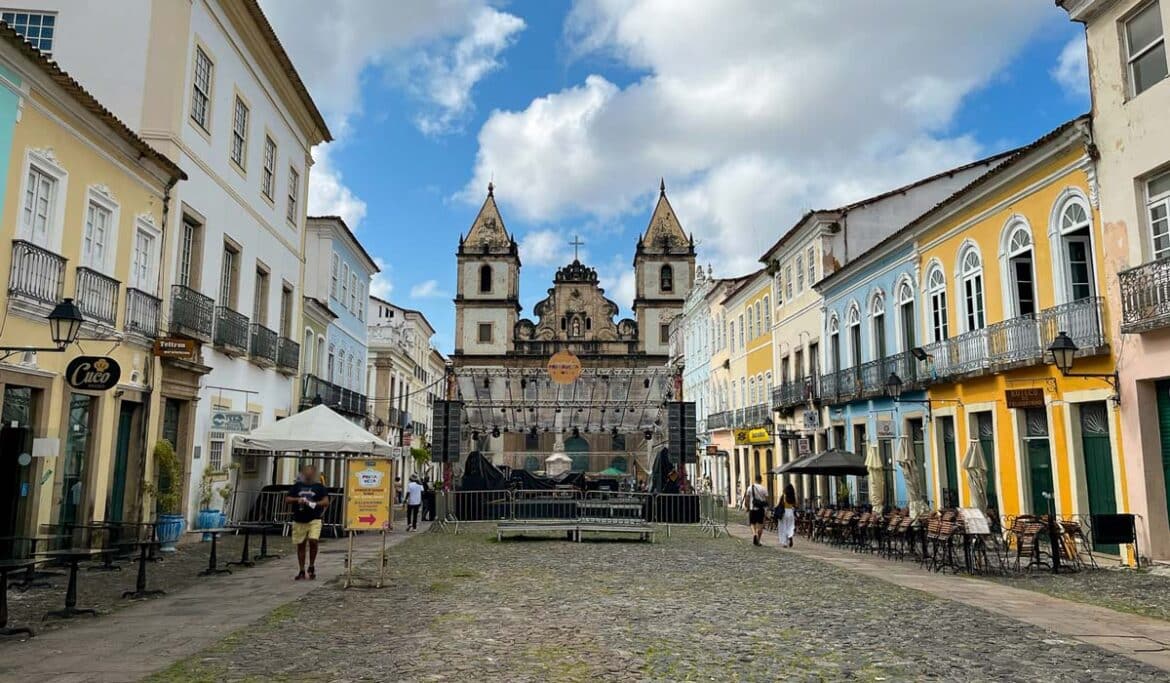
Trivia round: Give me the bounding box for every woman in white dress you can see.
[777,483,797,548]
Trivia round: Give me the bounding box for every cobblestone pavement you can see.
[149,528,1164,682]
[4,534,247,635]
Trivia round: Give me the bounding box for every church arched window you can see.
[660,264,674,292]
[479,264,492,293]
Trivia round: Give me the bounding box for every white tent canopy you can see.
[231,404,395,457]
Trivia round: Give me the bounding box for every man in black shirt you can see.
[285,464,329,580]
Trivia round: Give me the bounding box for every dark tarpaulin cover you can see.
[460,451,508,490]
[650,448,680,494]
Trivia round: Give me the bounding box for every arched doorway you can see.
[565,435,590,471]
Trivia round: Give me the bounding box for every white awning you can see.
[231,404,395,457]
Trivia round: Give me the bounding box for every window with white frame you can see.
[341,263,349,304]
[82,197,113,271]
[807,246,816,283]
[871,291,887,360]
[847,304,862,367]
[1148,169,1170,260]
[1005,223,1036,317]
[22,165,56,246]
[748,377,755,405]
[330,252,339,298]
[828,314,840,372]
[1058,198,1096,302]
[959,246,986,331]
[3,11,55,55]
[754,301,762,337]
[746,305,754,340]
[230,96,248,168]
[729,320,735,352]
[208,431,225,470]
[1126,1,1167,97]
[927,266,949,342]
[738,314,745,348]
[774,273,783,307]
[897,280,916,351]
[784,266,793,299]
[350,272,358,311]
[763,296,771,329]
[190,46,213,131]
[131,223,157,292]
[796,255,804,292]
[287,167,300,224]
[261,136,276,199]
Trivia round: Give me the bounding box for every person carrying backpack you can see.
[744,474,768,546]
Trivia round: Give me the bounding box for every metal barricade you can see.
[699,494,730,537]
[580,490,652,525]
[652,493,702,536]
[435,489,512,534]
[511,489,581,522]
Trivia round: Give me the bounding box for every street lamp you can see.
[1046,330,1119,400]
[884,372,960,415]
[885,372,905,400]
[0,298,85,361]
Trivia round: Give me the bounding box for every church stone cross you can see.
[570,235,584,260]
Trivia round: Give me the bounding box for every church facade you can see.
[452,181,696,470]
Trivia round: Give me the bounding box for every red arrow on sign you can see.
[358,515,376,524]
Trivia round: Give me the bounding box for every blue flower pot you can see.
[197,508,222,541]
[156,514,185,553]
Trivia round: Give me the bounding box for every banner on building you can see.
[734,427,772,445]
[1005,388,1045,409]
[211,410,252,433]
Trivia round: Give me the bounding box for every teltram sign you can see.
[65,356,121,391]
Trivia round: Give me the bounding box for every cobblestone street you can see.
[147,529,1167,682]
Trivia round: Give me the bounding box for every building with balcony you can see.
[368,297,444,484]
[721,269,776,502]
[892,117,1122,536]
[0,25,185,537]
[6,0,332,521]
[704,275,743,502]
[1062,0,1170,559]
[300,216,378,427]
[669,264,723,492]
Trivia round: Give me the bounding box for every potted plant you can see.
[144,439,184,552]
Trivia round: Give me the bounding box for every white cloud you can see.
[465,0,1056,272]
[308,146,368,228]
[410,279,450,299]
[413,7,526,135]
[1053,33,1090,98]
[519,229,575,267]
[371,257,393,300]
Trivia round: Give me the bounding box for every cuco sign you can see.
[65,356,121,391]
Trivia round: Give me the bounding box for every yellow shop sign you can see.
[734,428,773,445]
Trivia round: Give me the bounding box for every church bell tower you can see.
[454,183,521,356]
[633,180,696,356]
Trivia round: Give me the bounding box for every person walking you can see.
[744,474,768,546]
[405,475,424,531]
[777,483,797,548]
[286,465,329,580]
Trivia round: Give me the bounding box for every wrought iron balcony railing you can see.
[706,410,731,430]
[276,337,299,374]
[772,375,819,410]
[125,288,161,338]
[74,267,120,327]
[249,323,278,366]
[986,315,1041,368]
[301,374,368,418]
[1037,296,1106,355]
[214,306,249,353]
[170,284,214,342]
[9,240,65,306]
[1120,257,1170,333]
[734,403,770,427]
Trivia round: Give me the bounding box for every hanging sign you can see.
[65,356,121,391]
[797,438,811,455]
[210,410,251,433]
[1005,388,1045,409]
[802,409,820,430]
[154,338,197,359]
[734,428,772,445]
[547,350,582,384]
[344,458,393,531]
[876,419,895,438]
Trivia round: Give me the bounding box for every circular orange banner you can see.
[547,350,583,385]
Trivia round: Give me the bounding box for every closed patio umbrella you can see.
[895,436,928,517]
[779,448,867,476]
[865,442,884,509]
[963,439,988,511]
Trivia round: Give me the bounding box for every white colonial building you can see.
[11,0,331,520]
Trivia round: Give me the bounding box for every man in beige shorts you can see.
[285,464,329,580]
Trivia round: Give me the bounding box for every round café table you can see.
[0,559,36,637]
[37,548,112,620]
[122,540,165,600]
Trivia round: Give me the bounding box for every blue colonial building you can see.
[815,240,934,509]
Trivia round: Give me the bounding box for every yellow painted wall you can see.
[918,143,1126,521]
[0,77,176,531]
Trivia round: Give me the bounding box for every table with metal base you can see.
[122,541,165,600]
[38,549,109,620]
[0,560,36,637]
[198,529,233,576]
[226,526,255,568]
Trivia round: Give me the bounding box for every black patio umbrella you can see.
[772,448,867,477]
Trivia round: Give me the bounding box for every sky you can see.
[259,0,1089,355]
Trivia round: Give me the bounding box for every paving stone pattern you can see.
[984,566,1170,623]
[149,529,1164,682]
[5,535,246,634]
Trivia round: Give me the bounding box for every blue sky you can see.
[263,1,1088,354]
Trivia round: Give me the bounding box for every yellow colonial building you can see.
[907,116,1125,542]
[722,269,776,502]
[0,27,185,537]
